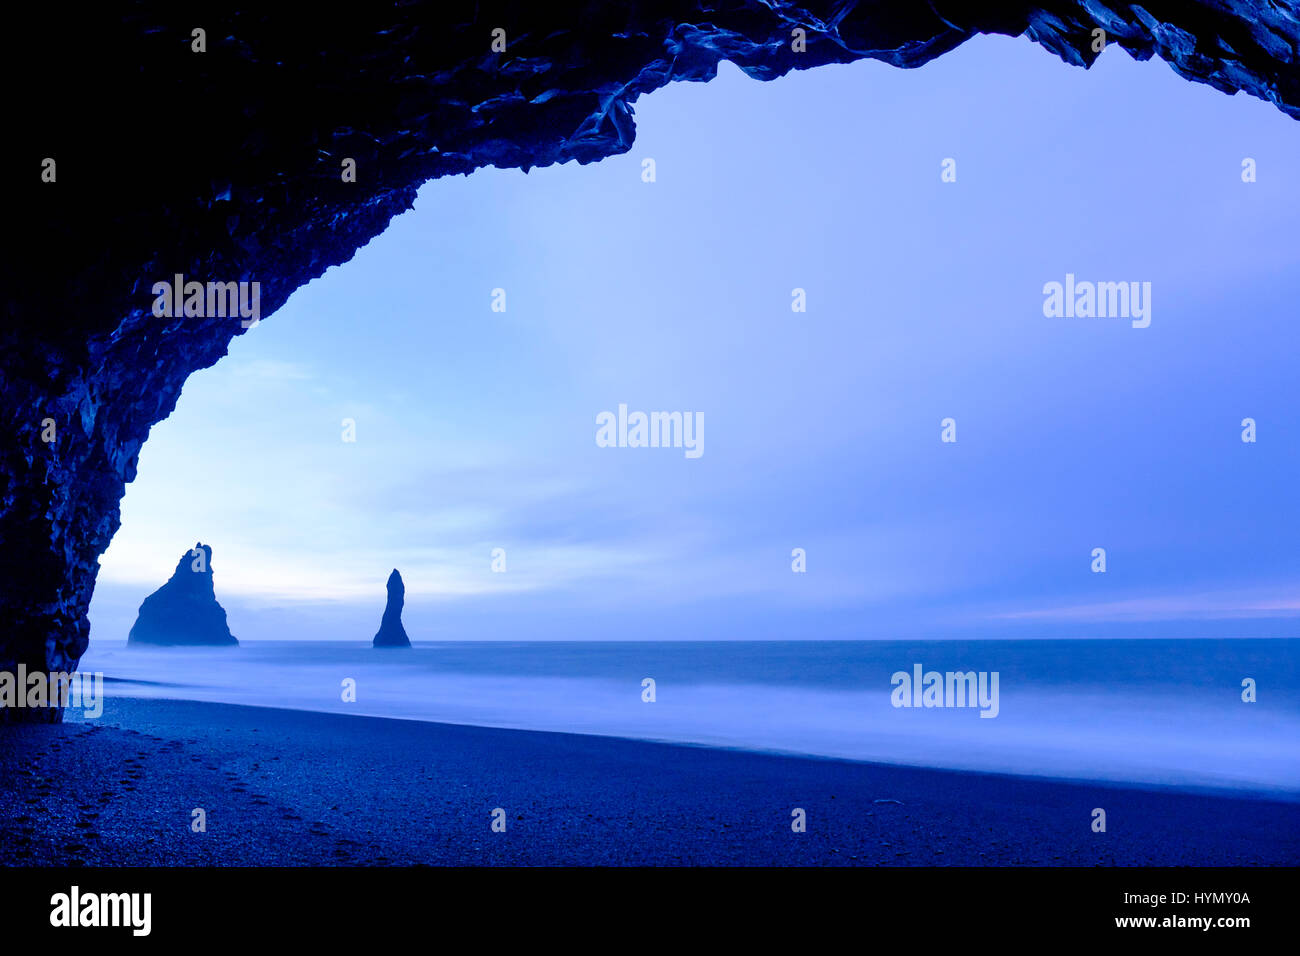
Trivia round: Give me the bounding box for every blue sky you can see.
[90,34,1300,641]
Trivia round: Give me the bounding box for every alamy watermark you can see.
[1043,273,1151,328]
[151,273,261,327]
[50,886,150,936]
[0,666,103,718]
[596,403,703,458]
[890,663,999,718]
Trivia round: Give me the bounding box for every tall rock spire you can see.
[372,569,411,648]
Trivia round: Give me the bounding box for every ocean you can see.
[76,638,1299,796]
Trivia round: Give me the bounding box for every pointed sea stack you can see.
[128,543,238,646]
[372,569,411,648]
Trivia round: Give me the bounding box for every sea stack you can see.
[372,569,411,648]
[128,543,238,646]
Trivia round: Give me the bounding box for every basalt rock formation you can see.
[127,544,239,647]
[373,569,412,648]
[2,1,1298,718]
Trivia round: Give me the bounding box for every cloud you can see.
[227,358,314,382]
[993,588,1300,623]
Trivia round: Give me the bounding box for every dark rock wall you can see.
[2,1,1296,718]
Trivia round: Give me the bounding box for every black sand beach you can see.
[2,696,1296,866]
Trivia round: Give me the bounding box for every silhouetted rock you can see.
[127,543,238,647]
[373,569,411,648]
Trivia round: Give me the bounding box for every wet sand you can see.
[2,696,1296,866]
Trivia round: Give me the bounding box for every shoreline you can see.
[3,695,1297,866]
[75,689,1300,806]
